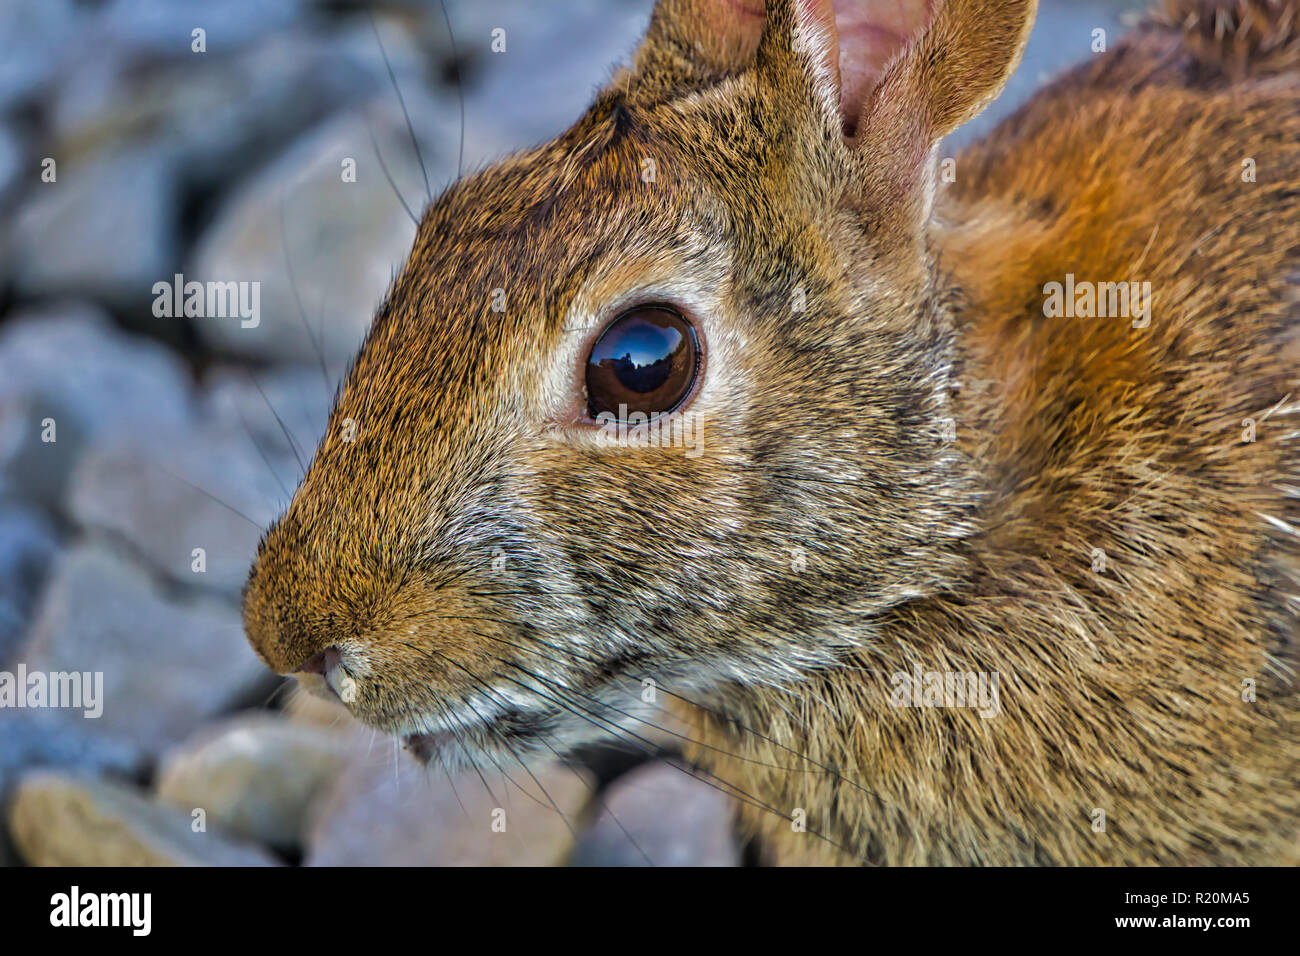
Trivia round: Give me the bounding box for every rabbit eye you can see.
[585,305,699,420]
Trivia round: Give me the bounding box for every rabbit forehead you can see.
[286,106,731,533]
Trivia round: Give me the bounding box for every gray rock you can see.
[306,736,594,866]
[156,712,351,852]
[19,543,272,755]
[570,759,742,866]
[93,0,308,58]
[0,397,88,514]
[0,302,193,508]
[0,711,146,805]
[49,25,412,197]
[444,0,653,166]
[10,148,180,309]
[0,0,80,109]
[328,11,451,92]
[0,504,59,667]
[1,0,302,115]
[0,303,193,436]
[201,364,334,470]
[68,421,288,596]
[190,95,459,364]
[8,769,280,866]
[0,120,24,209]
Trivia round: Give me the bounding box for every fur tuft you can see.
[1151,0,1300,78]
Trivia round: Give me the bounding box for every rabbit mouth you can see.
[398,702,558,768]
[397,674,661,768]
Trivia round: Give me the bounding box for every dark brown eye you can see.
[585,306,699,420]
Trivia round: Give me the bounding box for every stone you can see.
[0,0,80,109]
[50,26,404,197]
[19,543,272,755]
[92,0,309,60]
[0,302,193,508]
[0,711,146,804]
[306,736,594,866]
[0,119,24,207]
[0,304,193,429]
[0,711,152,867]
[0,503,59,667]
[156,712,351,852]
[444,0,653,168]
[200,364,334,469]
[8,770,280,866]
[569,759,742,866]
[10,148,180,309]
[68,420,289,596]
[189,96,459,365]
[0,396,78,512]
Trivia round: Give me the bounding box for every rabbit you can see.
[242,0,1300,865]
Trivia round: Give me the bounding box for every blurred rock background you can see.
[0,0,1143,866]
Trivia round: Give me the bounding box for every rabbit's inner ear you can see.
[628,0,937,121]
[831,0,938,130]
[748,1,940,138]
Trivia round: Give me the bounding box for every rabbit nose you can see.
[296,646,358,704]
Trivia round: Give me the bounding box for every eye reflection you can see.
[585,306,699,420]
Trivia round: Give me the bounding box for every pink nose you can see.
[295,646,341,676]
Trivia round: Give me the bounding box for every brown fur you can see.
[243,0,1300,864]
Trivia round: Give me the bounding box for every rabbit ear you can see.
[753,1,940,135]
[629,3,1027,135]
[857,0,1036,143]
[630,0,769,94]
[628,1,1034,231]
[631,1,931,118]
[753,1,1034,137]
[628,0,906,99]
[848,0,1035,235]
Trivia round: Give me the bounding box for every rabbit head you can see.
[242,0,1036,764]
